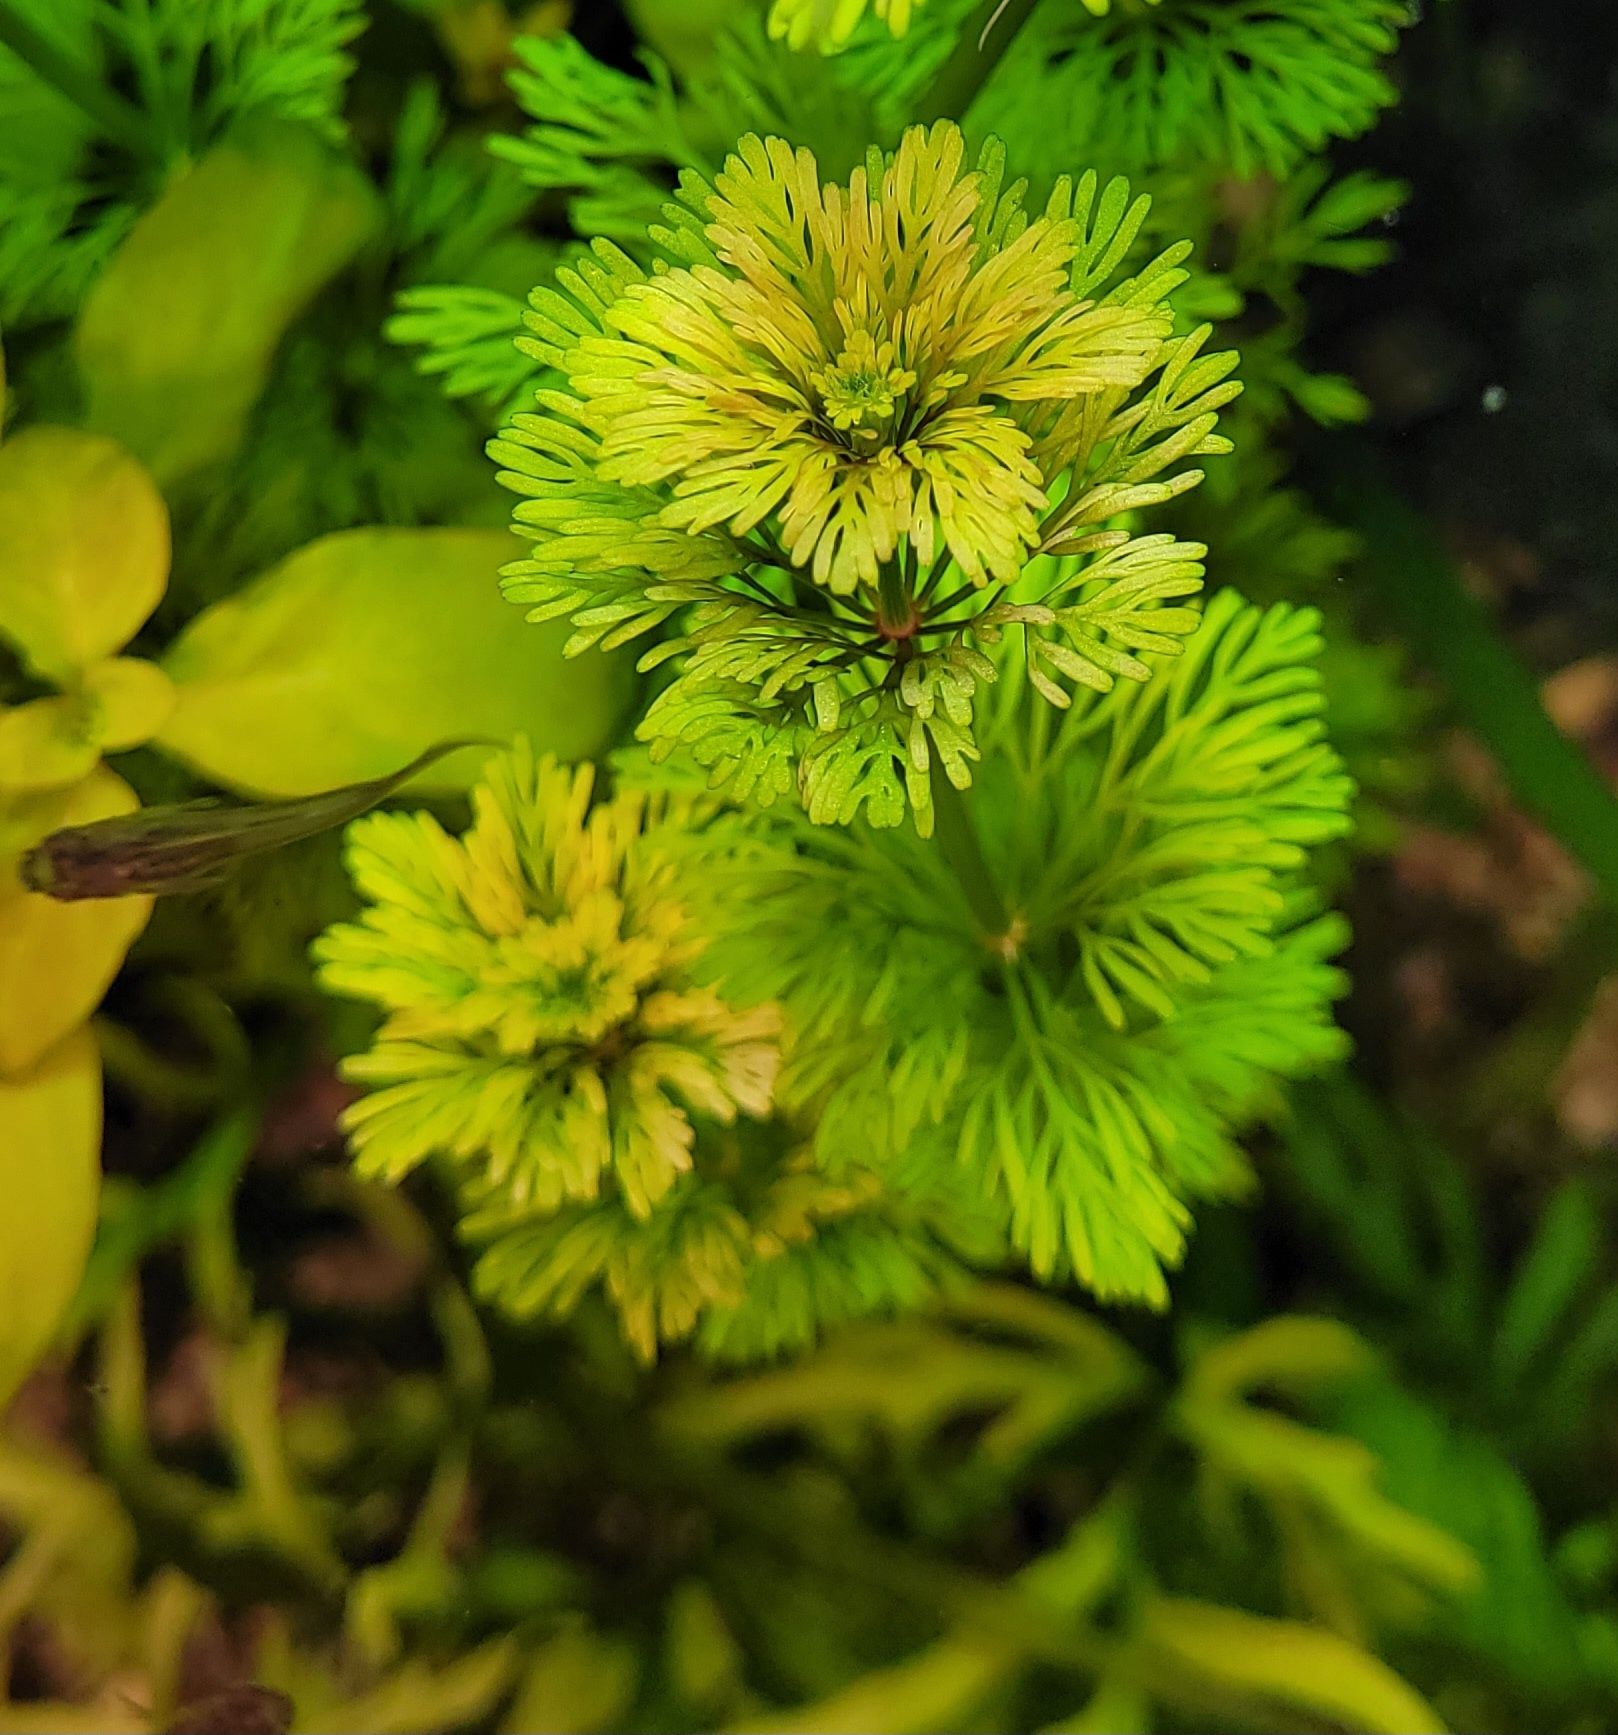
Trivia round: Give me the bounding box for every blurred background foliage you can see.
[3,0,1618,1731]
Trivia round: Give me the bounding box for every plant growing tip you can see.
[20,741,495,902]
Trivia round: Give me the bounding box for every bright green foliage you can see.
[492,119,1238,833]
[391,38,686,424]
[767,0,930,52]
[678,1291,1465,1732]
[798,3,1409,427]
[0,0,363,328]
[392,33,713,421]
[318,743,986,1359]
[174,84,548,587]
[387,281,540,419]
[11,5,1617,1733]
[344,146,1350,1338]
[1163,447,1431,844]
[94,0,362,144]
[692,12,888,171]
[0,132,134,332]
[318,745,782,1221]
[978,0,1408,179]
[381,75,569,421]
[767,0,1170,56]
[386,24,901,432]
[480,22,888,237]
[465,1133,986,1363]
[666,589,1352,1305]
[491,32,698,248]
[383,82,545,288]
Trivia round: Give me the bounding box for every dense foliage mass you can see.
[3,2,1617,1733]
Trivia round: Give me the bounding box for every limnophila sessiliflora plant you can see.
[320,111,1355,1360]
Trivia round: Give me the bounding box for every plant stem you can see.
[93,1016,234,1110]
[0,2,148,155]
[930,758,1012,938]
[876,563,914,635]
[913,0,1044,125]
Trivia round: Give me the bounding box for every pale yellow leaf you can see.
[501,1627,638,1735]
[1187,1315,1376,1405]
[0,771,151,1073]
[1139,1597,1446,1734]
[723,1638,1007,1735]
[83,656,176,750]
[0,694,103,791]
[158,528,633,797]
[0,1026,100,1407]
[0,426,169,679]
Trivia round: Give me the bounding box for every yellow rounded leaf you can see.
[0,426,170,681]
[0,1025,101,1408]
[157,527,633,797]
[0,771,152,1074]
[0,693,104,791]
[84,655,176,750]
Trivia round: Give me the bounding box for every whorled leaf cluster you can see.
[317,742,983,1359]
[492,119,1238,834]
[655,587,1353,1304]
[977,0,1409,182]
